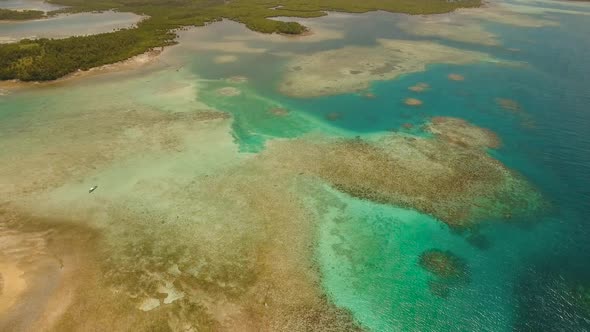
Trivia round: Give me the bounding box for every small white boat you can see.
[89,185,98,193]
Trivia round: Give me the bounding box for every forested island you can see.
[0,8,45,20]
[0,0,481,81]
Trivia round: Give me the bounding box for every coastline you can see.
[0,48,164,91]
[0,22,330,91]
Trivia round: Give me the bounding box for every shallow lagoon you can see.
[1,0,590,330]
[0,10,144,43]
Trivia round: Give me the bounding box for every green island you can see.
[0,0,481,81]
[0,8,46,20]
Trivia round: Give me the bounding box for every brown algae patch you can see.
[496,98,522,112]
[279,39,495,97]
[419,249,469,298]
[419,249,469,279]
[326,112,343,121]
[409,82,430,92]
[404,98,423,106]
[448,73,465,81]
[262,121,542,229]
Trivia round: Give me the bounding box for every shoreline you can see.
[0,23,325,91]
[0,48,164,91]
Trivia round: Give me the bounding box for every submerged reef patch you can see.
[262,118,542,229]
[427,117,501,149]
[495,98,522,112]
[419,249,470,298]
[448,73,465,81]
[419,249,469,279]
[396,17,500,46]
[326,112,343,121]
[216,87,242,96]
[409,82,430,92]
[404,98,423,106]
[279,39,494,97]
[269,107,290,116]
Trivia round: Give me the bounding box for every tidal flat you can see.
[1,0,590,331]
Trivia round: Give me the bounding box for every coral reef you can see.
[262,118,542,229]
[495,98,522,112]
[427,117,501,149]
[409,82,430,92]
[404,98,423,106]
[326,112,343,121]
[448,73,465,81]
[419,249,469,298]
[419,249,469,279]
[280,39,493,97]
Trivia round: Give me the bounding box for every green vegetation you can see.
[0,8,45,20]
[0,0,481,81]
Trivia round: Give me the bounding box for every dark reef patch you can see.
[419,249,470,298]
[265,118,543,229]
[419,249,469,280]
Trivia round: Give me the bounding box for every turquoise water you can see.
[192,6,590,330]
[1,0,590,330]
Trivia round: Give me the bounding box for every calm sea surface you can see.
[1,0,589,330]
